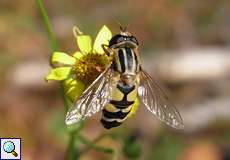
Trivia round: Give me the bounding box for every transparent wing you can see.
[65,64,113,125]
[138,69,184,129]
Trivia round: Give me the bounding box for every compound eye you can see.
[117,36,124,43]
[131,36,138,45]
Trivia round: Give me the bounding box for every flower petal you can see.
[93,25,112,54]
[73,26,92,53]
[127,99,139,118]
[72,51,83,59]
[63,78,85,102]
[51,52,76,66]
[77,35,92,53]
[45,67,72,81]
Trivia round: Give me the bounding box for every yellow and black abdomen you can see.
[101,81,138,129]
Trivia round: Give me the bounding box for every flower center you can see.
[74,53,109,85]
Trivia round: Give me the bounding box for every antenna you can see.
[116,21,129,32]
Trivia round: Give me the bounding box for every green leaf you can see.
[51,52,76,66]
[77,35,92,53]
[45,67,72,81]
[93,25,112,54]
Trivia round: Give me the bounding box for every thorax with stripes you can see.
[113,47,140,75]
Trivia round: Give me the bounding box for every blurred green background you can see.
[0,0,230,159]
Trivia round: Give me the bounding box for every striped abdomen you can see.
[101,81,138,129]
[101,46,139,129]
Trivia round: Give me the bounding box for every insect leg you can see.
[101,44,113,57]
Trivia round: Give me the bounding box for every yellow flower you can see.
[46,25,112,102]
[46,25,139,118]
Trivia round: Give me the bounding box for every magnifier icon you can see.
[3,141,18,157]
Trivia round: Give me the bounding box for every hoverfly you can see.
[65,26,184,129]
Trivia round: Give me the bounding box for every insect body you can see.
[100,32,140,129]
[65,27,184,129]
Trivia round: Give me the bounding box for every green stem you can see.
[36,0,70,114]
[36,0,78,159]
[65,132,78,160]
[79,135,118,160]
[79,133,108,154]
[36,0,59,51]
[78,135,114,154]
[66,121,84,160]
[36,1,116,159]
